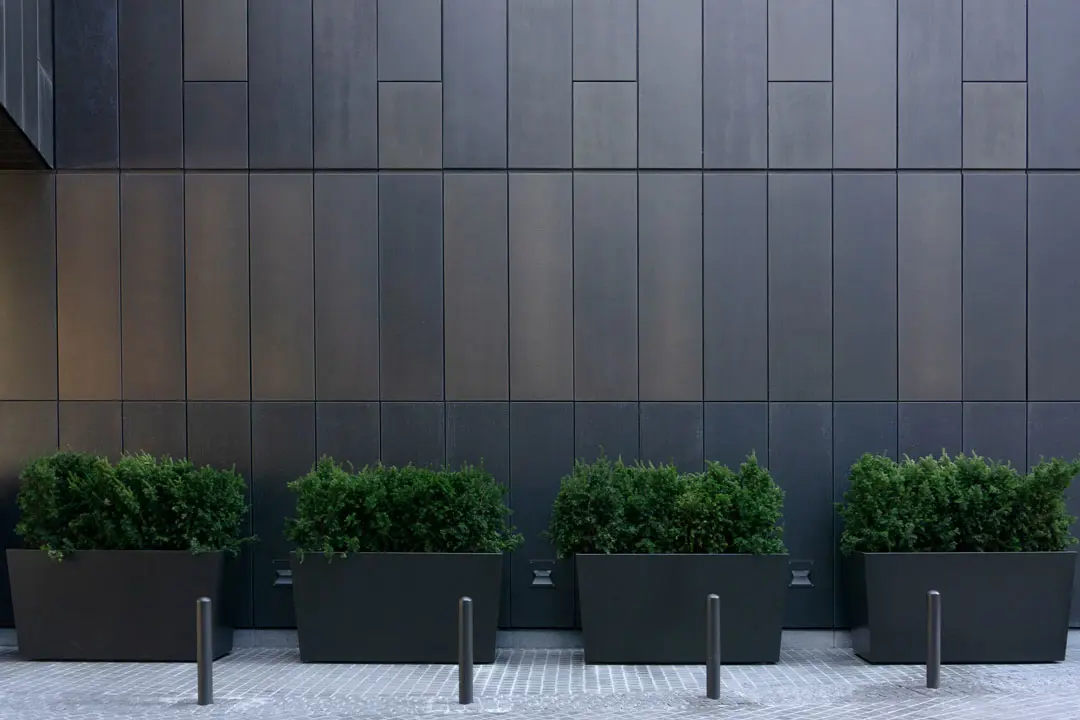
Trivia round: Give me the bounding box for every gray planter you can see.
[290,552,503,663]
[575,553,789,664]
[847,551,1076,664]
[6,549,233,662]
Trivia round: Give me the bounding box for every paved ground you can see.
[1,638,1079,720]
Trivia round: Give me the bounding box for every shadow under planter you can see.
[575,553,789,664]
[6,549,233,662]
[847,551,1077,664]
[290,552,503,663]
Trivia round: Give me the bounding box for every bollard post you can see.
[196,597,213,705]
[926,590,941,689]
[706,593,721,700]
[458,596,474,705]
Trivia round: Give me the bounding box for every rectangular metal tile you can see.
[768,82,832,169]
[573,0,635,81]
[183,81,248,169]
[899,402,962,458]
[183,0,246,81]
[833,0,897,168]
[313,0,377,169]
[964,0,1026,82]
[316,402,380,468]
[380,402,445,468]
[768,0,831,81]
[833,173,898,401]
[898,0,962,168]
[574,173,637,401]
[378,82,442,169]
[251,402,315,628]
[704,402,768,470]
[118,0,182,168]
[120,173,185,400]
[703,0,767,169]
[509,173,574,400]
[59,401,122,459]
[508,0,572,169]
[379,173,444,401]
[377,0,441,81]
[54,0,118,168]
[703,173,768,401]
[509,402,575,628]
[1029,1,1080,168]
[3,0,20,124]
[639,173,703,401]
[963,173,1026,401]
[445,174,510,401]
[573,82,637,169]
[640,402,704,473]
[963,83,1027,169]
[443,0,507,168]
[314,173,379,401]
[0,174,55,400]
[898,173,962,401]
[38,67,54,166]
[963,402,1026,469]
[57,173,120,400]
[21,0,36,146]
[121,401,186,458]
[638,0,701,169]
[248,0,313,168]
[38,0,52,76]
[185,173,250,401]
[768,173,832,401]
[1028,174,1080,400]
[250,173,315,401]
[769,402,833,628]
[575,402,639,464]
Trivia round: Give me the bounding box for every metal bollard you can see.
[458,596,474,705]
[706,594,721,700]
[926,590,941,689]
[196,597,213,705]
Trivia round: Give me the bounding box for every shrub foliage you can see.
[16,451,250,559]
[285,459,523,556]
[838,452,1080,554]
[548,454,786,557]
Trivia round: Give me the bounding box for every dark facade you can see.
[2,0,1080,631]
[0,0,54,167]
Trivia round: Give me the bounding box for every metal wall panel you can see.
[573,0,636,81]
[39,0,53,76]
[380,402,445,468]
[183,0,246,81]
[898,173,962,401]
[248,0,313,169]
[833,0,896,168]
[898,0,962,168]
[769,173,832,401]
[573,82,637,169]
[314,173,379,400]
[833,173,897,401]
[1029,1,1080,168]
[379,82,443,169]
[313,0,377,169]
[39,67,55,166]
[379,173,444,401]
[118,0,182,168]
[964,402,1026,469]
[377,0,441,82]
[703,0,767,169]
[4,0,21,124]
[963,173,1026,401]
[899,402,962,458]
[769,82,832,169]
[508,0,572,169]
[250,173,315,401]
[963,0,1026,82]
[445,173,509,401]
[59,401,121,458]
[57,173,120,400]
[768,0,831,81]
[120,173,185,400]
[575,402,639,464]
[185,173,250,401]
[509,173,573,400]
[703,173,767,401]
[638,0,701,168]
[640,402,704,473]
[574,173,637,401]
[963,83,1027,169]
[22,0,36,147]
[443,0,507,168]
[639,173,702,401]
[316,402,380,468]
[704,403,768,470]
[183,81,248,169]
[121,401,186,458]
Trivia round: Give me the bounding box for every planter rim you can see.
[851,550,1077,557]
[576,552,790,557]
[290,550,503,558]
[6,548,225,556]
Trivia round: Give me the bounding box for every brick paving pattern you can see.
[1,639,1079,719]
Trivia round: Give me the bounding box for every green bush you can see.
[838,452,1080,554]
[15,451,250,560]
[548,454,786,557]
[285,459,523,556]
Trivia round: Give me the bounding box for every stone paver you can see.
[1,640,1079,719]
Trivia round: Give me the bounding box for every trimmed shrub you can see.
[548,454,786,557]
[285,459,522,557]
[838,452,1080,554]
[16,451,250,559]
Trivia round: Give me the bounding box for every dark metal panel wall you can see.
[0,0,54,166]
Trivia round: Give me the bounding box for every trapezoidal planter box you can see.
[6,549,233,662]
[290,552,503,663]
[576,553,789,664]
[847,551,1077,664]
